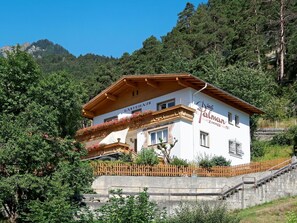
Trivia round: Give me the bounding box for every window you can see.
[228,112,233,124]
[150,128,168,145]
[157,99,175,111]
[229,140,244,156]
[132,109,142,114]
[229,140,235,154]
[104,116,118,123]
[200,131,209,148]
[235,115,240,127]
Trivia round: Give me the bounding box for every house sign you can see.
[195,100,229,129]
[123,101,151,113]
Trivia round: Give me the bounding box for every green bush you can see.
[251,140,266,159]
[171,157,189,167]
[197,154,231,168]
[271,126,297,146]
[211,156,231,166]
[164,201,240,223]
[119,152,133,162]
[135,148,159,166]
[196,153,214,168]
[94,189,165,223]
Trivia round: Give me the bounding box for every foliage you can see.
[29,71,86,137]
[119,152,133,162]
[156,138,178,164]
[135,149,159,166]
[0,49,93,222]
[286,211,297,223]
[0,47,40,115]
[164,201,240,223]
[251,140,266,159]
[170,157,189,167]
[211,156,231,167]
[251,140,291,162]
[76,111,153,137]
[94,188,165,223]
[235,196,297,223]
[197,154,231,168]
[271,126,297,146]
[196,153,214,169]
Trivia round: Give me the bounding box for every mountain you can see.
[0,39,71,58]
[29,39,71,58]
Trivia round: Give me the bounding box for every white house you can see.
[76,74,263,165]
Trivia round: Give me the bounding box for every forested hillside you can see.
[5,0,297,123]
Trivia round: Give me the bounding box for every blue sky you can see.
[1,0,207,57]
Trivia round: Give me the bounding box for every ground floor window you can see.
[200,131,209,148]
[150,128,168,145]
[229,140,244,156]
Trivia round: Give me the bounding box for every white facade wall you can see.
[190,89,250,165]
[92,88,251,165]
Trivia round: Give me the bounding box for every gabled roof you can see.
[83,73,263,118]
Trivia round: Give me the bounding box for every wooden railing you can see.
[91,158,291,177]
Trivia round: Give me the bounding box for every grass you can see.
[258,118,297,129]
[252,142,292,162]
[235,196,297,223]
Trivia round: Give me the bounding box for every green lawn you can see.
[252,141,292,162]
[234,196,297,223]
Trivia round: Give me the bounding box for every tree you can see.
[156,138,178,164]
[0,47,40,115]
[0,50,93,222]
[29,71,86,137]
[176,2,195,33]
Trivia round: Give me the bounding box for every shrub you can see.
[271,126,297,146]
[135,148,159,166]
[165,201,240,223]
[196,153,214,168]
[251,140,265,159]
[211,156,231,166]
[119,152,133,162]
[171,157,189,167]
[94,188,165,223]
[197,154,231,168]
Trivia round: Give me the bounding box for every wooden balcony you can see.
[76,104,196,143]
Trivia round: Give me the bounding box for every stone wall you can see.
[225,166,297,209]
[87,170,287,212]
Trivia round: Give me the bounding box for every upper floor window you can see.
[157,99,175,111]
[235,115,240,127]
[150,128,168,145]
[228,112,233,124]
[104,116,118,123]
[132,109,142,114]
[200,131,209,148]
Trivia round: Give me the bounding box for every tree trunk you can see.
[279,0,285,81]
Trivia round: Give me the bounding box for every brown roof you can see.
[83,73,263,118]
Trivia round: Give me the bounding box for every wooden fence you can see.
[91,158,291,177]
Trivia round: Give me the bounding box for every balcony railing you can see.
[82,142,131,160]
[76,104,195,142]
